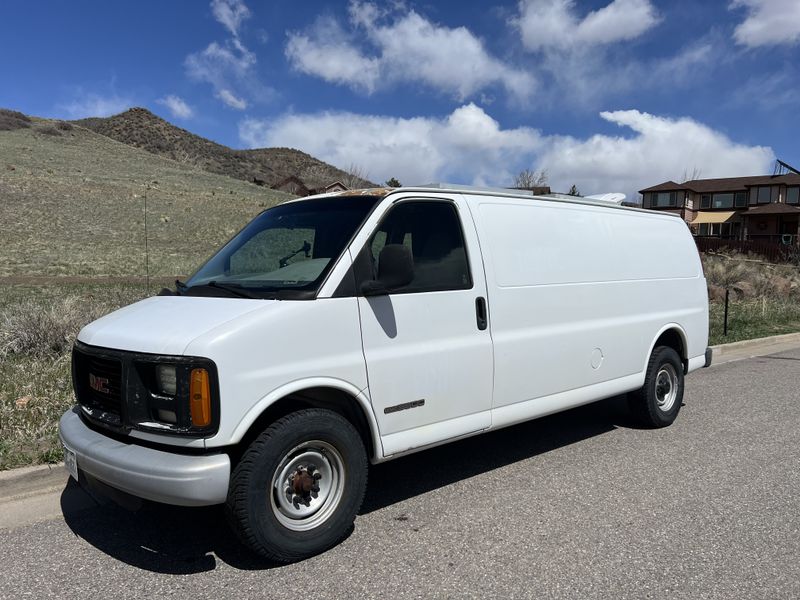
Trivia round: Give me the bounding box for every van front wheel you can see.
[226,408,368,562]
[628,346,684,428]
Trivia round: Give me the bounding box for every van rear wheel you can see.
[628,346,684,428]
[226,408,368,562]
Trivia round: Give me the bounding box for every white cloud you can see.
[156,95,194,119]
[537,111,774,199]
[215,88,248,110]
[285,1,536,101]
[239,105,774,201]
[57,91,133,119]
[211,0,251,37]
[185,38,257,109]
[514,0,660,51]
[730,0,800,47]
[239,104,543,185]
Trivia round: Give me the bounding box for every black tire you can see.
[628,346,684,428]
[226,408,368,562]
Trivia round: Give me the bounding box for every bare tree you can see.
[341,163,370,189]
[681,166,702,183]
[514,169,548,189]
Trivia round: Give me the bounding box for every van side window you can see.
[365,201,472,293]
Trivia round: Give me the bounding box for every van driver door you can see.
[351,197,494,457]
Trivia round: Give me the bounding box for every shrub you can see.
[0,108,31,131]
[0,296,103,358]
[55,121,73,131]
[35,125,62,136]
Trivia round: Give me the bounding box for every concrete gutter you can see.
[1,331,800,529]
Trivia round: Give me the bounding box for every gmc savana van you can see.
[60,185,710,561]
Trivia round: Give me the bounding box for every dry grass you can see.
[702,251,800,344]
[0,120,295,278]
[0,283,147,469]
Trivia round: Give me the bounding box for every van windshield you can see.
[184,196,380,299]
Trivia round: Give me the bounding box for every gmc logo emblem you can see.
[89,373,110,394]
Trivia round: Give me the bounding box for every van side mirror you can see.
[360,244,414,296]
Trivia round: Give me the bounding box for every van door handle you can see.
[475,297,488,331]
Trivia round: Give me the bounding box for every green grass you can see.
[709,299,800,345]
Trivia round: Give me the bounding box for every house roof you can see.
[640,174,800,194]
[742,203,800,215]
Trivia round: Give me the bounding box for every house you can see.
[270,176,312,196]
[270,176,350,197]
[639,175,800,245]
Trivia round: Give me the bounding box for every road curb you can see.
[710,331,800,365]
[0,463,67,502]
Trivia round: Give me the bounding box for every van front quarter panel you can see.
[185,295,372,450]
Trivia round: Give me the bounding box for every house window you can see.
[734,191,747,208]
[757,186,772,204]
[787,187,799,205]
[700,194,711,209]
[652,191,677,207]
[698,223,709,236]
[712,193,734,209]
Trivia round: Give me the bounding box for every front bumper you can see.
[59,408,230,506]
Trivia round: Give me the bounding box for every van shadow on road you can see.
[61,395,634,574]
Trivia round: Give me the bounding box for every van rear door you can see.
[354,197,493,456]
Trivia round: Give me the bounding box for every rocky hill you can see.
[74,108,372,190]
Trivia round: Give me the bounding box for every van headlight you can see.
[134,359,219,435]
[156,364,177,396]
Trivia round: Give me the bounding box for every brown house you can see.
[270,176,350,197]
[639,175,800,245]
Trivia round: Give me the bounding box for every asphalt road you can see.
[1,349,799,599]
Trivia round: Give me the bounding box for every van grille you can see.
[72,347,123,427]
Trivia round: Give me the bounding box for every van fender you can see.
[228,377,384,461]
[643,323,689,374]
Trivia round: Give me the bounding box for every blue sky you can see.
[1,0,799,198]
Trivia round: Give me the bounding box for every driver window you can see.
[366,201,471,293]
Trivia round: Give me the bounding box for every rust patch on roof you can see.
[330,187,394,198]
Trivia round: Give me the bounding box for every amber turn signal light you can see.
[189,368,212,427]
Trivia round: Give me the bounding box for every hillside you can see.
[0,111,295,278]
[74,108,372,190]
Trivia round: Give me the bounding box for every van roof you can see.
[295,184,678,218]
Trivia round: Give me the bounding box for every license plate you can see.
[63,445,78,482]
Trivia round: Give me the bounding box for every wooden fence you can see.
[694,237,798,263]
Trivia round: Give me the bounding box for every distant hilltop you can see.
[73,107,373,193]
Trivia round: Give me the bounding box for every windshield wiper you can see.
[206,281,262,299]
[175,279,188,295]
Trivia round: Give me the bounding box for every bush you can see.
[0,296,104,358]
[0,108,31,131]
[55,121,73,131]
[35,125,62,136]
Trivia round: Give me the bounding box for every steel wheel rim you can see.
[655,364,678,412]
[270,440,346,532]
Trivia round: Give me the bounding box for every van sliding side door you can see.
[354,196,494,457]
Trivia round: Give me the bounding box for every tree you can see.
[385,177,401,188]
[681,166,702,183]
[342,163,370,189]
[567,184,581,196]
[514,169,548,189]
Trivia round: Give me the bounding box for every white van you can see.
[60,185,710,561]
